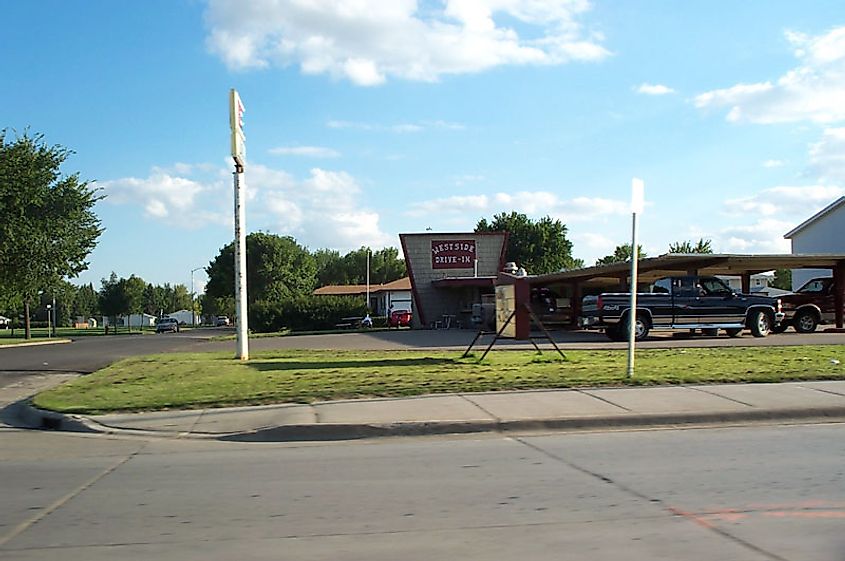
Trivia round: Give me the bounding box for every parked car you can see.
[776,277,839,333]
[0,315,9,329]
[215,316,230,327]
[388,309,412,328]
[579,275,784,341]
[155,317,180,333]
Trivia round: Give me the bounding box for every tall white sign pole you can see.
[627,178,645,378]
[230,89,249,361]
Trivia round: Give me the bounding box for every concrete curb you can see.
[0,339,72,349]
[15,400,845,442]
[12,400,99,433]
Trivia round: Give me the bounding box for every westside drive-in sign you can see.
[431,240,476,269]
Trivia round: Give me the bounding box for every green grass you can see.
[32,346,845,414]
[0,337,71,346]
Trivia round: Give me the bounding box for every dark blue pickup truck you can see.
[579,275,784,341]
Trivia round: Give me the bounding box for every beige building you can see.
[400,232,508,328]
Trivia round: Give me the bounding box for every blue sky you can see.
[4,1,845,293]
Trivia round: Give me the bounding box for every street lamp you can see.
[190,267,203,327]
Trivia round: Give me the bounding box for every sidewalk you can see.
[16,380,845,441]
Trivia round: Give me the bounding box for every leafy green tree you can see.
[669,238,713,254]
[97,273,144,332]
[143,283,164,316]
[120,275,146,329]
[314,247,406,286]
[370,247,406,284]
[205,232,317,307]
[72,283,99,320]
[475,212,577,274]
[0,130,103,338]
[772,268,792,290]
[596,244,647,266]
[314,249,346,286]
[169,284,193,311]
[99,273,123,333]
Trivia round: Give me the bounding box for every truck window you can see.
[652,278,672,294]
[798,279,829,294]
[699,277,732,296]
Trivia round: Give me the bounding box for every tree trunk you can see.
[24,300,31,340]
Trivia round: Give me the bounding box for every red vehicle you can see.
[777,277,838,333]
[388,309,412,328]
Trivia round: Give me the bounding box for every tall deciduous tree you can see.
[314,247,406,286]
[72,283,99,320]
[205,232,317,308]
[772,268,792,290]
[595,244,647,266]
[669,238,713,254]
[0,130,102,338]
[475,212,577,274]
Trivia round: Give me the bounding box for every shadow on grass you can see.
[249,357,455,372]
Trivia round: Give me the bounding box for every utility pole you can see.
[230,89,249,360]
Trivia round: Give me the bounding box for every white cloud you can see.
[406,191,630,222]
[252,166,392,251]
[100,162,391,250]
[101,170,213,221]
[763,159,785,168]
[205,0,609,86]
[808,127,845,183]
[635,83,675,95]
[269,145,341,158]
[694,26,845,124]
[723,185,845,219]
[717,219,794,254]
[710,184,845,255]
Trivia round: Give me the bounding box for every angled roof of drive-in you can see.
[529,253,845,287]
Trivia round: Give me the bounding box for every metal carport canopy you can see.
[528,253,845,330]
[528,253,845,286]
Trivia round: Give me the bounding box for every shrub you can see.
[250,295,368,332]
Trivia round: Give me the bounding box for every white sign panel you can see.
[229,89,246,169]
[631,177,645,214]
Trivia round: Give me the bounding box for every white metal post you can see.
[234,169,249,361]
[627,178,645,378]
[627,212,639,377]
[190,266,202,327]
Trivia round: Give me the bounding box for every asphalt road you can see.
[1,423,843,560]
[0,330,222,375]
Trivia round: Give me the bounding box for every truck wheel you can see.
[794,310,819,333]
[634,315,651,341]
[619,313,650,341]
[725,328,742,338]
[749,310,771,337]
[605,324,625,342]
